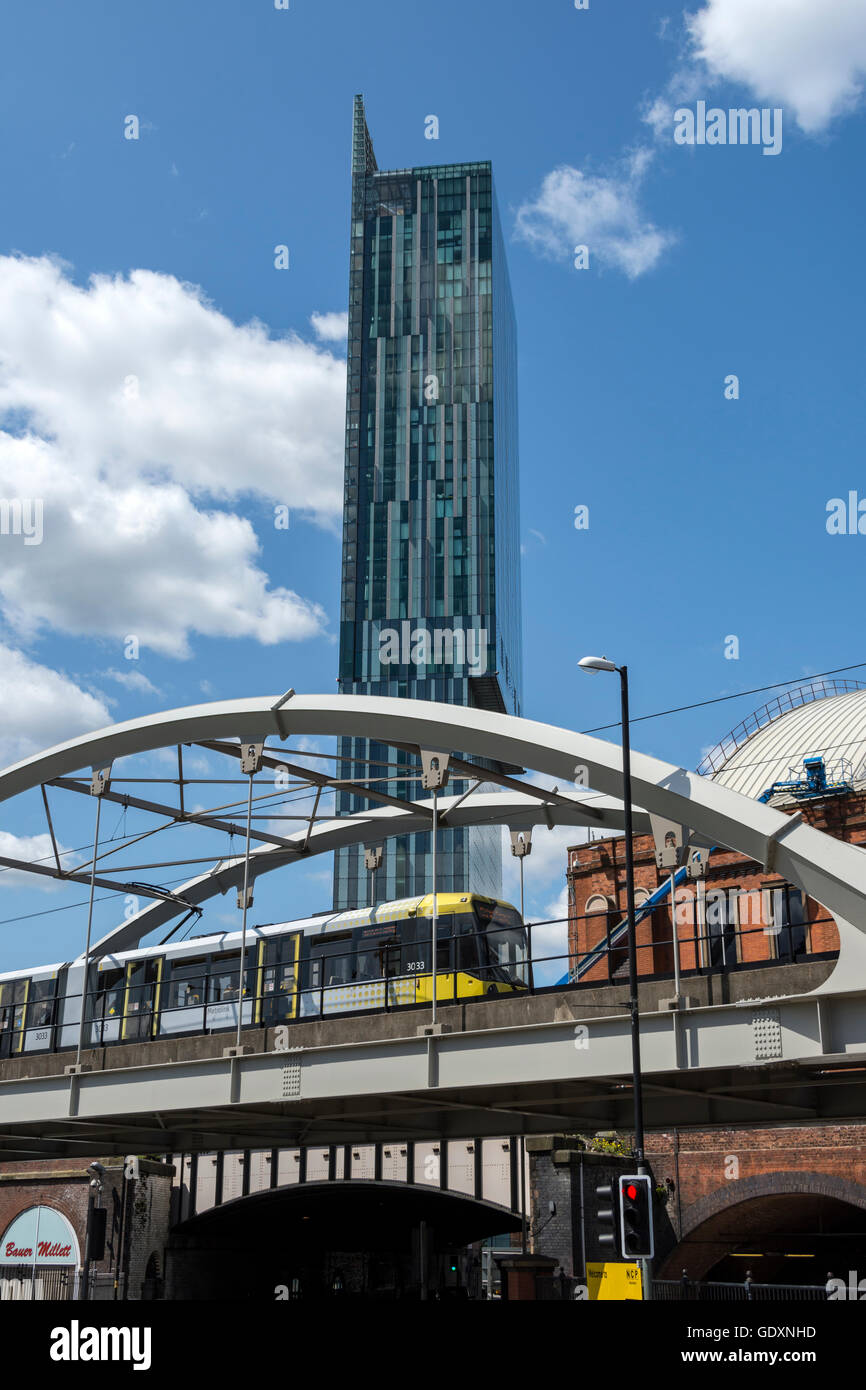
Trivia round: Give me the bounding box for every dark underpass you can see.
[165,1181,521,1300]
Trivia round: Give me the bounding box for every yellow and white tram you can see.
[0,892,529,1056]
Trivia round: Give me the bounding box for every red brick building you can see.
[0,1157,174,1301]
[567,806,850,985]
[567,683,866,985]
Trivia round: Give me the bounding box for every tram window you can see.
[486,930,528,983]
[263,963,295,1003]
[477,903,528,987]
[456,917,482,971]
[91,968,125,1019]
[27,978,56,1028]
[265,938,294,967]
[355,949,380,982]
[126,959,158,1004]
[125,960,159,1038]
[327,952,353,986]
[402,915,453,973]
[263,963,295,994]
[381,943,401,978]
[0,980,27,1030]
[209,956,240,1002]
[165,958,207,1008]
[310,937,353,988]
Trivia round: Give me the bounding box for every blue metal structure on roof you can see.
[758,755,853,805]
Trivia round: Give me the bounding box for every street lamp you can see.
[82,1162,105,1301]
[578,656,650,1286]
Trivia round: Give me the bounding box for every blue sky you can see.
[1,0,866,973]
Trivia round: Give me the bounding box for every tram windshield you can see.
[475,902,529,987]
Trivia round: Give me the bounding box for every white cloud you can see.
[0,256,344,654]
[0,434,328,657]
[642,62,708,143]
[687,0,866,133]
[0,831,76,889]
[102,667,161,696]
[0,642,111,765]
[649,1,866,138]
[0,257,346,516]
[515,153,676,279]
[310,310,349,342]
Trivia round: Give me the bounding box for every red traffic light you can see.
[617,1174,655,1259]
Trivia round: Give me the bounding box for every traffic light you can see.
[594,1182,620,1253]
[618,1174,654,1259]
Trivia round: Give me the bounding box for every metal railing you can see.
[696,679,866,777]
[0,1265,76,1301]
[654,1277,829,1302]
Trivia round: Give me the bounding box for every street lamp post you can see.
[82,1161,104,1302]
[578,656,651,1297]
[420,751,450,1027]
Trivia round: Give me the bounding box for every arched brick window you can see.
[584,894,626,979]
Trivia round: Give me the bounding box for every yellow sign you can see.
[586,1262,643,1300]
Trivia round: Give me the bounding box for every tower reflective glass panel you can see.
[334,96,523,909]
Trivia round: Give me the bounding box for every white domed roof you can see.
[704,682,866,800]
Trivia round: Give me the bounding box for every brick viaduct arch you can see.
[165,1178,521,1300]
[658,1170,866,1280]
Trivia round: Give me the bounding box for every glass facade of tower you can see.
[334,96,522,910]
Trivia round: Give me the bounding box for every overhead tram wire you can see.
[0,876,199,931]
[581,660,866,734]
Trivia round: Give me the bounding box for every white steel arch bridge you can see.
[1,692,866,1159]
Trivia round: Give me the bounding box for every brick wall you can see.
[646,1123,866,1226]
[124,1168,174,1300]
